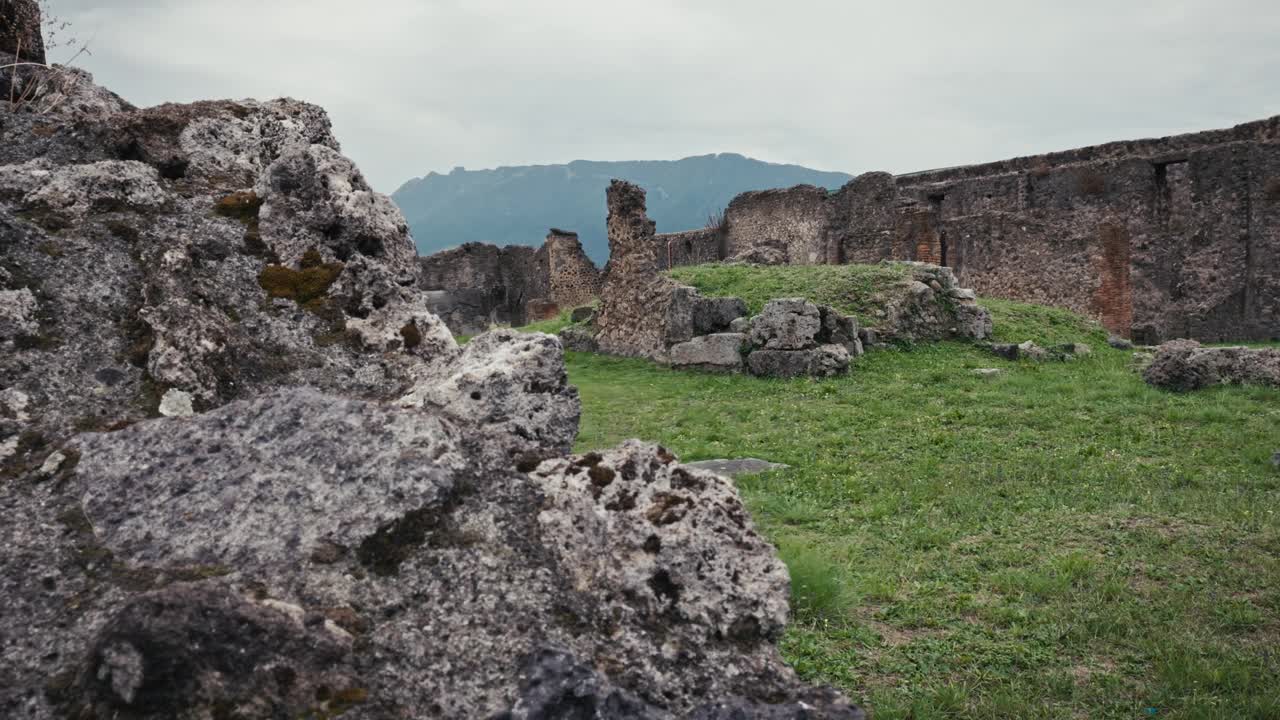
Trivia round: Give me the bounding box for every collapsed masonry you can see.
[575,181,991,378]
[661,116,1280,343]
[417,228,602,334]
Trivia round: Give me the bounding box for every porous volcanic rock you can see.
[1143,339,1280,391]
[0,27,861,717]
[12,393,860,718]
[750,298,822,351]
[669,333,746,372]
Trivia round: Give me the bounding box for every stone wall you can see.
[418,230,603,334]
[654,227,724,271]
[701,116,1280,342]
[545,228,603,309]
[417,242,549,333]
[724,185,834,265]
[594,181,686,359]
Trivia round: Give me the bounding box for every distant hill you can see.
[391,154,853,263]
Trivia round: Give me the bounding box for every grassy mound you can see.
[667,262,913,325]
[522,297,1280,718]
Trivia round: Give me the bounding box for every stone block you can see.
[747,349,814,378]
[749,298,820,351]
[693,296,748,335]
[809,344,851,377]
[669,333,745,372]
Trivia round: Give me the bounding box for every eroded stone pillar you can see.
[0,0,45,64]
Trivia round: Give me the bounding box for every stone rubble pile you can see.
[1142,339,1280,392]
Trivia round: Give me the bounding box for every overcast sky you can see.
[47,1,1280,193]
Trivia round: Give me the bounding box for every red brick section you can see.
[1093,223,1133,337]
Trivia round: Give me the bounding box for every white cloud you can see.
[49,0,1280,191]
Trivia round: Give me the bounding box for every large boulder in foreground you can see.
[27,390,861,719]
[1143,339,1280,391]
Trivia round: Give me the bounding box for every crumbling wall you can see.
[417,230,604,334]
[545,228,602,309]
[417,242,549,333]
[594,181,685,359]
[717,116,1280,342]
[724,185,834,265]
[654,227,724,271]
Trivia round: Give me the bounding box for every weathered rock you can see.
[156,389,193,418]
[987,343,1021,361]
[1054,342,1093,358]
[669,333,745,372]
[858,327,878,348]
[257,144,417,276]
[345,292,458,362]
[28,396,855,718]
[750,298,821,351]
[570,305,595,323]
[870,264,992,344]
[0,287,38,346]
[748,349,815,378]
[1143,339,1280,392]
[496,649,864,720]
[809,344,852,378]
[954,303,994,340]
[397,329,580,464]
[818,305,863,356]
[729,316,751,334]
[693,296,749,335]
[77,389,464,571]
[558,324,599,353]
[1108,335,1135,350]
[76,584,360,719]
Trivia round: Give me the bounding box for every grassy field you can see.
[531,290,1280,719]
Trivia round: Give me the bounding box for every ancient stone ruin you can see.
[577,181,991,378]
[418,228,602,334]
[658,117,1280,344]
[0,3,863,717]
[1143,339,1280,392]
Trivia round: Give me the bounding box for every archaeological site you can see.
[2,1,1279,718]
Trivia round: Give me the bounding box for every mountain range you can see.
[391,154,853,263]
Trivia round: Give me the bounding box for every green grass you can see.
[668,262,913,324]
[520,307,586,336]
[533,298,1280,719]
